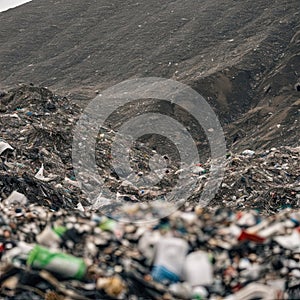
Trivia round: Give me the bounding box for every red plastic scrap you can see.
[238,230,265,243]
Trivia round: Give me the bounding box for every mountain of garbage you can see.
[0,84,299,299]
[0,0,299,298]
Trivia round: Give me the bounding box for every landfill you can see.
[0,85,299,299]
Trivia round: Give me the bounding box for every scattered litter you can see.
[35,164,58,182]
[0,85,299,299]
[0,139,13,155]
[2,191,28,206]
[241,149,255,156]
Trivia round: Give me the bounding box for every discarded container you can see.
[99,217,124,239]
[36,226,66,248]
[138,230,161,265]
[27,245,87,280]
[151,237,188,283]
[3,191,28,206]
[183,251,213,286]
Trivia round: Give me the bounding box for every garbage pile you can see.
[0,202,299,299]
[0,85,87,210]
[0,85,300,299]
[1,85,299,216]
[211,147,300,214]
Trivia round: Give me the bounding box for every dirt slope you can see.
[0,0,299,148]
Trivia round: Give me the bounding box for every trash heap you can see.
[0,86,299,299]
[0,85,86,210]
[0,85,299,216]
[0,202,299,299]
[211,147,300,214]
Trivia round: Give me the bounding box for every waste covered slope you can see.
[0,86,299,216]
[0,87,300,299]
[0,0,299,298]
[0,86,299,300]
[0,85,85,210]
[226,27,300,151]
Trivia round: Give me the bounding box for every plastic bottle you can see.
[27,245,87,280]
[151,237,188,283]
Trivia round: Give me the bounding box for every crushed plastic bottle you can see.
[27,244,87,280]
